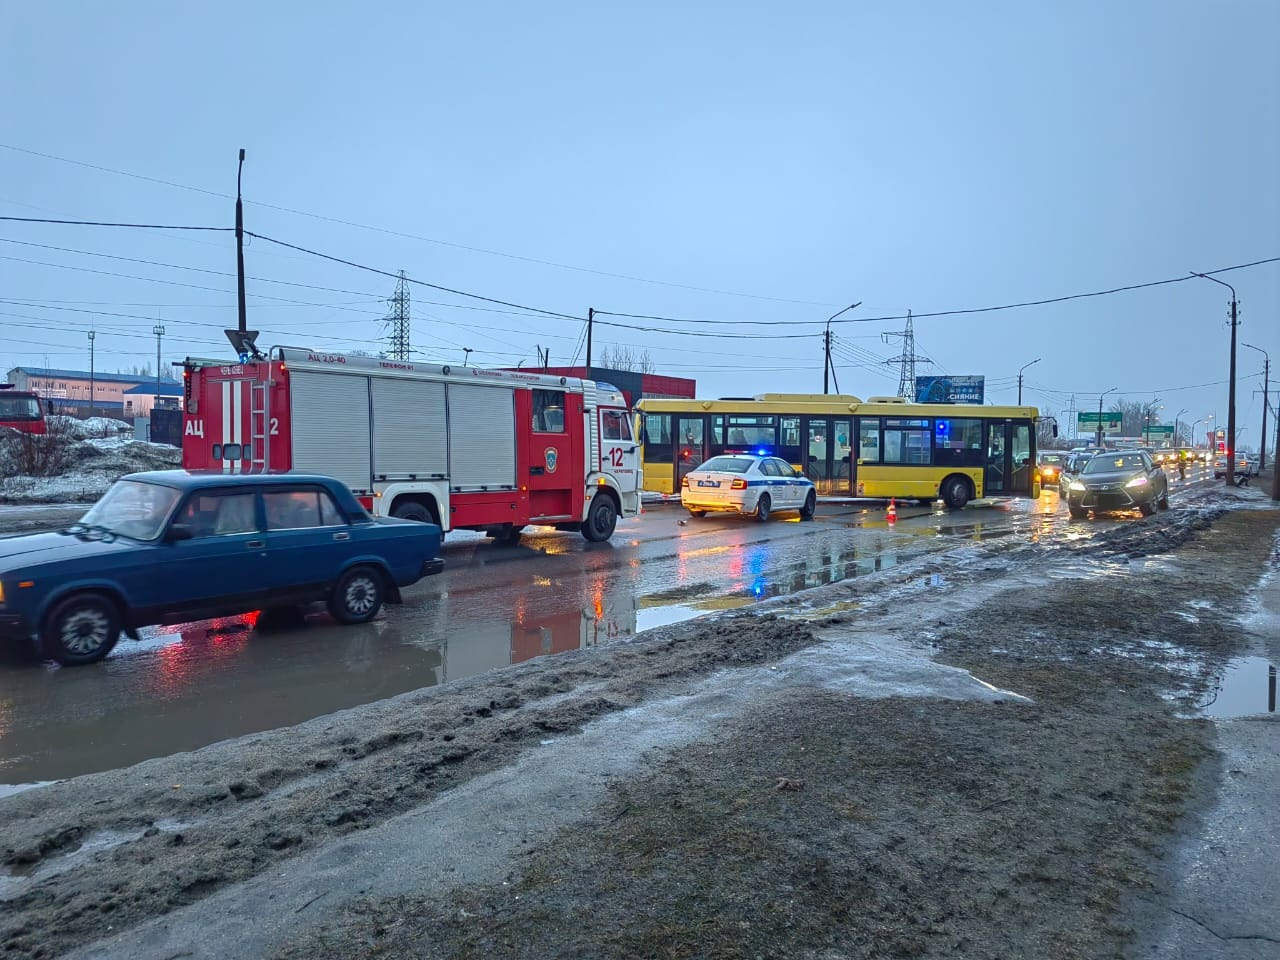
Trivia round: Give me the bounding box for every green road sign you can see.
[1078,412,1123,435]
[1145,425,1175,437]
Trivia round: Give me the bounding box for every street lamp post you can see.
[1191,272,1239,489]
[823,301,862,395]
[152,325,165,418]
[1143,397,1162,446]
[1242,342,1270,470]
[1096,387,1118,447]
[1017,358,1041,405]
[462,348,473,367]
[1172,408,1187,447]
[87,329,96,420]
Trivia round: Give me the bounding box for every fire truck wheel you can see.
[582,494,618,542]
[391,501,438,525]
[328,566,385,624]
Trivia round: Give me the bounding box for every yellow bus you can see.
[637,393,1044,509]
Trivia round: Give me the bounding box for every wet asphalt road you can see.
[0,465,1216,790]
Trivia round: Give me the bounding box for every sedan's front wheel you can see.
[328,566,385,624]
[41,593,121,665]
[1138,501,1156,517]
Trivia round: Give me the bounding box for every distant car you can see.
[1064,451,1169,519]
[681,454,816,521]
[1057,451,1095,497]
[0,471,444,665]
[1036,453,1067,488]
[1213,455,1228,479]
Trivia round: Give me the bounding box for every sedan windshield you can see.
[79,479,182,540]
[1083,454,1146,474]
[695,456,754,474]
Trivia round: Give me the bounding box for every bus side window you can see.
[643,414,673,463]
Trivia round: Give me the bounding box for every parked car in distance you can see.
[1064,451,1169,519]
[0,471,444,665]
[681,454,817,522]
[1057,450,1095,497]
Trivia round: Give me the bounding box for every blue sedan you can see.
[0,471,444,665]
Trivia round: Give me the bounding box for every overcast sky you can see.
[2,2,1277,447]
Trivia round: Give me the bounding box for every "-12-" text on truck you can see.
[181,348,641,543]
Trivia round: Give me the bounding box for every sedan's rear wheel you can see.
[755,493,772,522]
[328,566,385,624]
[799,490,816,520]
[41,593,121,665]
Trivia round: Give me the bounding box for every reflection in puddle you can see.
[1199,657,1277,718]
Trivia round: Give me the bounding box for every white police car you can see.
[680,454,817,522]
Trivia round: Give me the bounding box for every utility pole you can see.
[1066,394,1077,441]
[1192,273,1238,488]
[1017,358,1040,405]
[235,149,247,335]
[1243,343,1269,470]
[152,324,165,414]
[87,329,96,419]
[823,302,861,394]
[585,307,594,382]
[385,271,411,361]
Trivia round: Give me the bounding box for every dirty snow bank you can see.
[0,421,180,504]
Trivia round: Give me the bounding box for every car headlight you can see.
[1126,475,1148,488]
[1069,480,1086,491]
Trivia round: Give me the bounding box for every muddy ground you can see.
[1,491,1277,959]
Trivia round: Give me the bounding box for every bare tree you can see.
[1036,406,1060,448]
[599,344,655,373]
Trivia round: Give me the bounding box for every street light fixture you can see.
[1191,418,1203,450]
[1017,358,1041,405]
[1096,386,1118,447]
[1172,408,1187,448]
[462,348,473,367]
[1242,342,1270,470]
[1143,397,1162,446]
[823,301,863,395]
[1191,272,1239,488]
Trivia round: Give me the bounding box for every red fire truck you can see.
[0,384,47,435]
[181,347,641,542]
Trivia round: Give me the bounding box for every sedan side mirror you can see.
[166,522,194,542]
[794,468,805,478]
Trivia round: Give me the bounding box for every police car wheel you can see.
[755,493,771,522]
[582,494,617,542]
[328,566,385,624]
[799,490,816,520]
[42,593,121,665]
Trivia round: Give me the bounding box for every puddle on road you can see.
[1199,657,1278,718]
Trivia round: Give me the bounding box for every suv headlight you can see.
[1069,479,1086,491]
[1126,475,1148,488]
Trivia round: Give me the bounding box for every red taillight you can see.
[731,478,747,490]
[681,476,690,488]
[356,495,374,513]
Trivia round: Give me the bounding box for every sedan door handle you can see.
[246,540,265,549]
[333,532,350,541]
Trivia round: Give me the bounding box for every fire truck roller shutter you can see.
[372,377,447,478]
[289,370,373,491]
[447,382,516,489]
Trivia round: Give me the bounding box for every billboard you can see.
[1078,412,1123,436]
[914,375,985,404]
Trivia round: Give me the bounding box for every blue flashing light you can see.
[756,447,769,456]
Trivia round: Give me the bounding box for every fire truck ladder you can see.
[248,381,270,472]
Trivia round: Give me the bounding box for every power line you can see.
[244,231,582,322]
[0,215,230,231]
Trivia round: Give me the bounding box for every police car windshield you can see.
[79,479,182,540]
[697,456,753,474]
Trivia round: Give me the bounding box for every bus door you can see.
[675,415,706,488]
[803,418,853,496]
[984,421,1033,496]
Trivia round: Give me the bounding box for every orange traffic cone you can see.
[886,497,897,524]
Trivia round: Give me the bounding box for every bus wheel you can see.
[687,509,706,518]
[755,493,772,522]
[582,494,618,542]
[941,477,971,510]
[799,490,816,520]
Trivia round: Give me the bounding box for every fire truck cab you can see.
[181,347,641,543]
[0,384,47,435]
